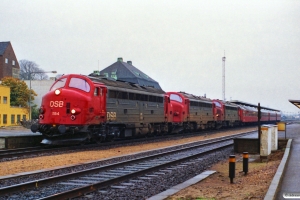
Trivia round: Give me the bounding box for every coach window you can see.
[157,97,163,103]
[121,92,128,99]
[129,93,135,100]
[51,78,67,91]
[109,90,117,98]
[136,94,141,101]
[69,77,91,92]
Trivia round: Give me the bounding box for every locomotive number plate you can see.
[52,112,60,116]
[107,112,116,120]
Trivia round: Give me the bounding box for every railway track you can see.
[0,131,253,200]
[0,146,63,160]
[0,127,256,162]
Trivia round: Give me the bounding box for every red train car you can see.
[238,105,258,124]
[212,100,240,127]
[165,92,216,132]
[31,74,169,144]
[30,74,282,145]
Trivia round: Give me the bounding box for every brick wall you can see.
[0,42,20,79]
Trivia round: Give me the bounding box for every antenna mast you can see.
[222,51,226,101]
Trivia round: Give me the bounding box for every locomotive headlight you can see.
[71,108,81,115]
[54,89,61,95]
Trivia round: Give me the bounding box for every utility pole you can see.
[222,51,226,101]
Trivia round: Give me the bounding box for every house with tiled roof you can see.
[0,41,20,79]
[98,57,162,90]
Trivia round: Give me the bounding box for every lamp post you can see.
[29,71,57,121]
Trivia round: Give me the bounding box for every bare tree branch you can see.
[19,59,49,80]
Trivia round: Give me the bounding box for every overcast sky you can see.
[1,1,299,114]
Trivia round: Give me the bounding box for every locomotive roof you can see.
[230,100,281,112]
[178,92,213,103]
[96,58,162,90]
[87,75,165,95]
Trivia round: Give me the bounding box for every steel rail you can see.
[40,142,232,200]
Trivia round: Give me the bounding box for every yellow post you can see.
[277,122,285,131]
[277,122,287,139]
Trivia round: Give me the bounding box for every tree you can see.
[0,77,37,109]
[19,59,49,80]
[31,104,40,119]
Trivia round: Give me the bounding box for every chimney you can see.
[127,61,132,65]
[117,57,123,62]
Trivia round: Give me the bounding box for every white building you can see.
[24,79,55,107]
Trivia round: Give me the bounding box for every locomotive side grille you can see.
[66,102,70,114]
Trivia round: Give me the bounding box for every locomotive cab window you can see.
[214,102,222,107]
[50,78,67,91]
[170,94,182,103]
[94,88,99,96]
[69,77,91,92]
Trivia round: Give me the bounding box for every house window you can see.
[3,97,7,104]
[103,73,108,78]
[22,115,26,121]
[11,114,15,124]
[12,60,15,65]
[17,115,21,123]
[3,114,7,124]
[5,58,8,63]
[111,71,117,80]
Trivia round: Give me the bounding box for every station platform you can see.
[228,123,300,199]
[272,123,300,200]
[0,126,42,149]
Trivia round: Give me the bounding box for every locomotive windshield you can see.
[50,78,67,91]
[214,102,222,107]
[170,94,182,103]
[69,77,91,92]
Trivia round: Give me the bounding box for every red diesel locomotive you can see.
[31,74,281,145]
